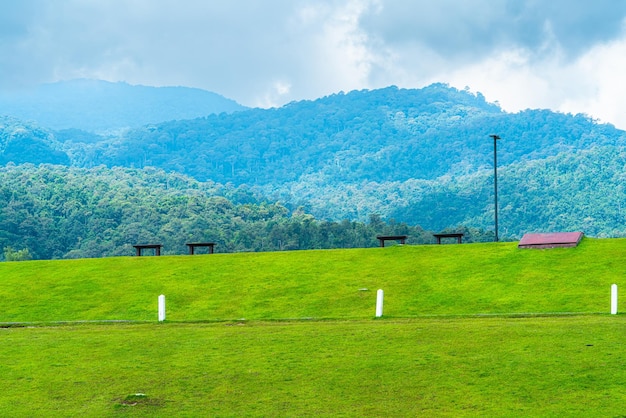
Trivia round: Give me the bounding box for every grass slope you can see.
[2,239,626,416]
[1,238,624,323]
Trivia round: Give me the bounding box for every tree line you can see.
[0,164,494,261]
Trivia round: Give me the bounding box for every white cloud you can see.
[443,49,560,112]
[256,80,292,108]
[437,19,626,129]
[308,0,374,90]
[2,0,626,129]
[247,0,376,107]
[559,32,626,128]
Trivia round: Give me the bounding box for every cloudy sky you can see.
[2,0,626,128]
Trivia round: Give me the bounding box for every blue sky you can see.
[2,0,626,128]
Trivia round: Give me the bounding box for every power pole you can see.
[489,134,501,242]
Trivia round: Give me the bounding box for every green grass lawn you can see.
[1,238,625,322]
[2,238,626,416]
[2,317,626,416]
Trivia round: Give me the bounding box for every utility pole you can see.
[489,134,501,242]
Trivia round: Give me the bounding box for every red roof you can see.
[518,232,584,249]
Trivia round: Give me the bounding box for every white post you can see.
[158,294,166,321]
[375,289,384,318]
[611,284,618,315]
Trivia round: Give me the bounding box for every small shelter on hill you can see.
[518,232,584,249]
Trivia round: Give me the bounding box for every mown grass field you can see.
[1,238,624,322]
[2,238,626,416]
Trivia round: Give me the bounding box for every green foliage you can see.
[2,246,32,261]
[0,116,69,165]
[391,145,626,237]
[75,85,623,188]
[78,84,508,184]
[3,83,626,238]
[59,84,626,237]
[0,164,484,260]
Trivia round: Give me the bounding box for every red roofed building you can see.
[518,232,584,249]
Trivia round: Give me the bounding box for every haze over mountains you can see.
[0,79,246,132]
[2,79,626,257]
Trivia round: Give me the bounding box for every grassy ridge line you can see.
[1,238,624,322]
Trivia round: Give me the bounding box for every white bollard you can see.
[158,294,166,321]
[611,284,618,315]
[375,289,384,318]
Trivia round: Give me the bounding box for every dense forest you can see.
[2,82,626,258]
[0,165,493,260]
[70,84,624,185]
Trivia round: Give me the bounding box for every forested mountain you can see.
[2,82,626,251]
[0,79,246,132]
[79,84,624,185]
[1,164,477,260]
[0,116,69,165]
[78,84,506,182]
[388,145,626,237]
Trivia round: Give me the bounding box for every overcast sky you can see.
[2,0,626,128]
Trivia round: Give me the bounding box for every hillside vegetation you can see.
[2,83,626,239]
[1,238,623,323]
[1,164,487,260]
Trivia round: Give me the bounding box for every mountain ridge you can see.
[0,79,247,132]
[2,82,626,240]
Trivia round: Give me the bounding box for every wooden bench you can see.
[186,242,216,255]
[433,233,464,244]
[133,244,163,256]
[376,235,408,247]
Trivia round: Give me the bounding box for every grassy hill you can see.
[2,239,626,416]
[1,238,623,323]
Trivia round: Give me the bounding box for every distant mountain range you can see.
[2,81,626,239]
[0,79,246,132]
